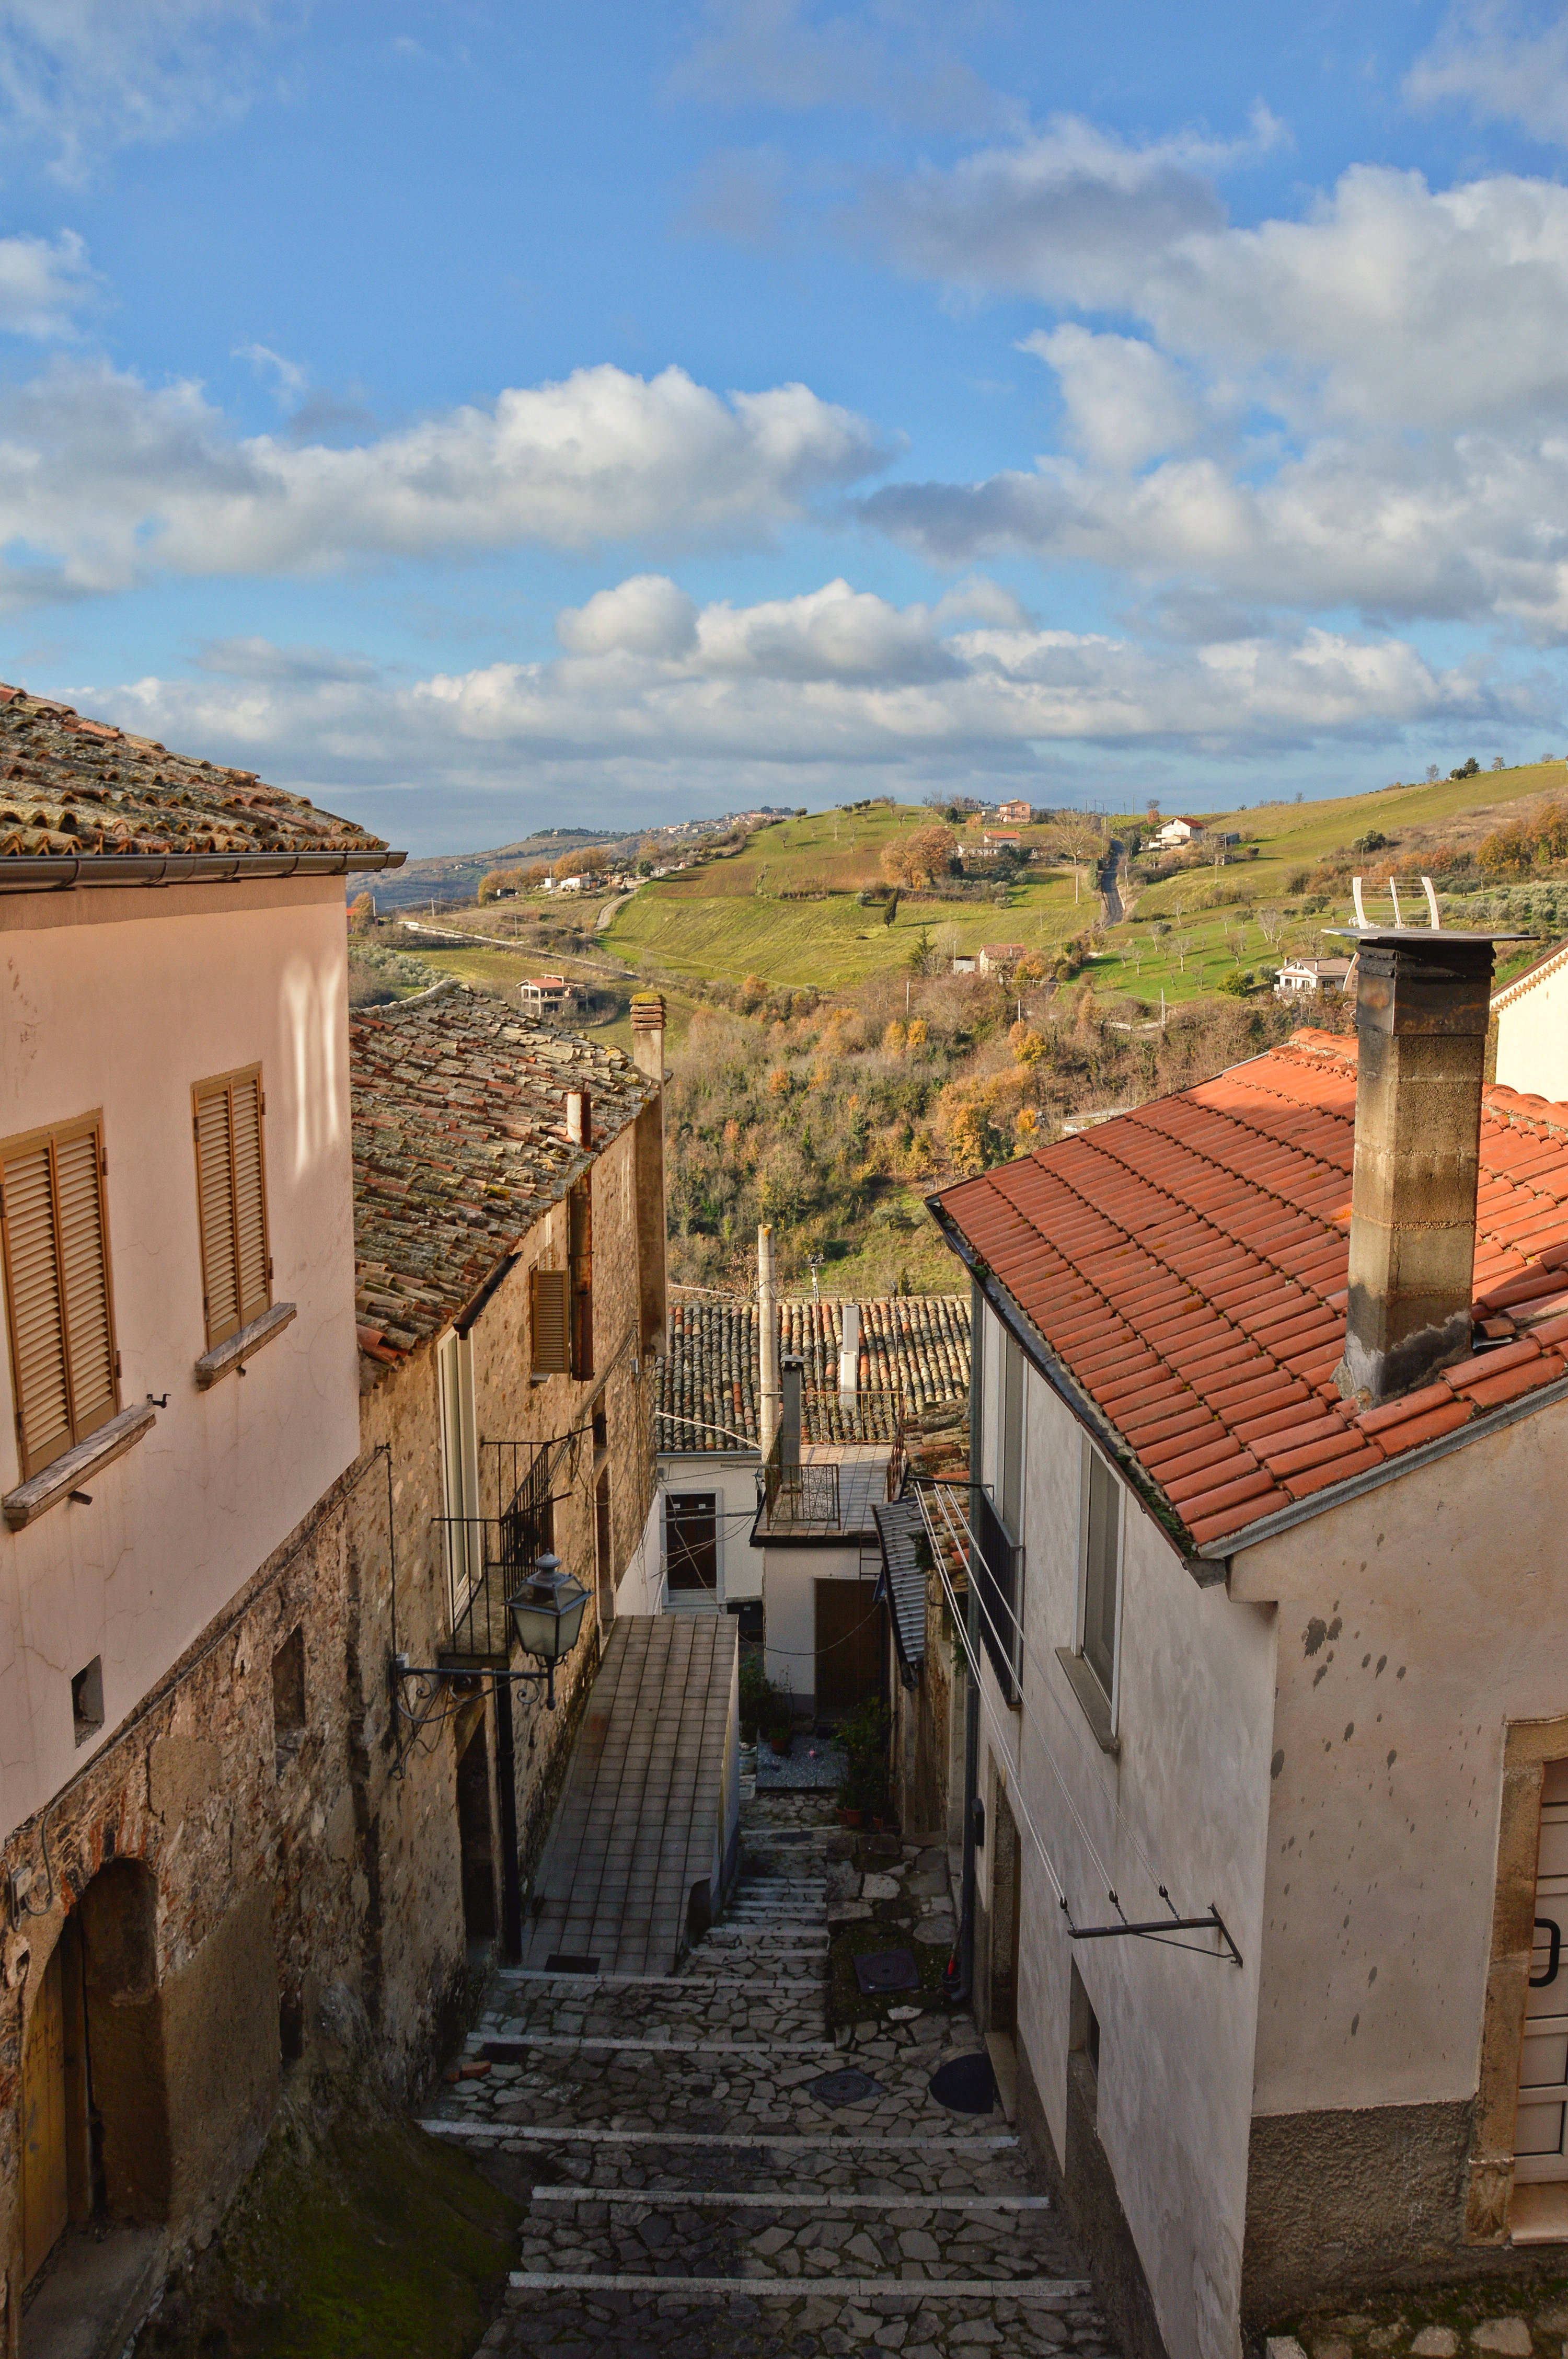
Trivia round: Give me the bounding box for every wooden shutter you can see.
[531,1266,569,1376]
[0,1114,118,1479]
[193,1068,270,1349]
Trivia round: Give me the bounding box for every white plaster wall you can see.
[0,878,361,1842]
[977,1303,1276,2359]
[1232,1398,1568,2118]
[655,1453,762,1604]
[763,1542,867,1708]
[1495,966,1568,1102]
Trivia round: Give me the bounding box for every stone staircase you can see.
[426,1791,1117,2358]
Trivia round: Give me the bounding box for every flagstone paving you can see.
[431,1791,1119,2358]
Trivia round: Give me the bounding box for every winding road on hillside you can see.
[1098,839,1125,926]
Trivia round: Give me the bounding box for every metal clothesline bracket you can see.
[1064,1902,1243,1968]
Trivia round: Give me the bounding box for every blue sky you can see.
[4,2,1568,850]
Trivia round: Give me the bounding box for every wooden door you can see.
[1515,1759,1568,2183]
[21,1936,68,2281]
[814,1580,882,1717]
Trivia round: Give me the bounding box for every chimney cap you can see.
[1327,926,1529,946]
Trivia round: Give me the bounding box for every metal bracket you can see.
[1065,1898,1242,1967]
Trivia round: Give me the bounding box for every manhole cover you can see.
[808,2068,883,2108]
[928,2052,998,2115]
[854,1949,918,1994]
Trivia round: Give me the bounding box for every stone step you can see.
[531,2186,1052,2212]
[506,2272,1095,2299]
[495,1971,824,1990]
[468,2034,837,2056]
[424,2123,1021,2152]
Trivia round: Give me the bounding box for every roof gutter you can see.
[0,848,407,893]
[926,1192,1222,1588]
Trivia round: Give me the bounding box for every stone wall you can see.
[0,1467,370,2355]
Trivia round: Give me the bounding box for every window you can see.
[0,1113,119,1480]
[1079,1443,1123,1707]
[192,1067,271,1349]
[569,1178,593,1378]
[71,1657,104,1747]
[666,1492,718,1594]
[530,1265,569,1377]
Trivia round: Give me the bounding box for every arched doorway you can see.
[18,1857,168,2295]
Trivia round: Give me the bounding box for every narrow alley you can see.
[423,1790,1118,2359]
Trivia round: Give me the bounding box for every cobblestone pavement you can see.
[1273,2282,1568,2359]
[426,1792,1119,2358]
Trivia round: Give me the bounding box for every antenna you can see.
[1422,875,1441,929]
[1352,876,1367,926]
[1389,879,1403,927]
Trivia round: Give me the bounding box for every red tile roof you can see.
[933,1029,1568,1554]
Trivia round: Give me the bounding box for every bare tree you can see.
[1256,905,1284,947]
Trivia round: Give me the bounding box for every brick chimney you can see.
[1335,929,1500,1407]
[630,992,665,1086]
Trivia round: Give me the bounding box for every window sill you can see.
[1055,1646,1120,1756]
[3,1401,157,1530]
[194,1301,295,1389]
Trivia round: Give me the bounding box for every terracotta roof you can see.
[659,1296,971,1454]
[0,682,394,865]
[351,992,655,1371]
[1492,938,1568,1015]
[933,1029,1568,1555]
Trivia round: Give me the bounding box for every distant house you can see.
[1493,941,1568,1100]
[997,799,1032,824]
[952,953,978,975]
[654,1293,970,1717]
[520,974,572,1014]
[555,874,587,894]
[1274,955,1354,998]
[983,830,1022,851]
[1154,816,1205,848]
[978,943,1026,975]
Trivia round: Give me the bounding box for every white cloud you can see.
[0,0,287,179]
[236,342,309,404]
[1406,3,1568,145]
[1020,326,1200,470]
[93,580,1529,815]
[669,0,1000,133]
[0,228,95,338]
[0,358,887,606]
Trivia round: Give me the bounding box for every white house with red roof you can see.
[1493,940,1568,1101]
[921,929,1568,2359]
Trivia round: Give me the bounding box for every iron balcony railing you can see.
[762,1448,841,1530]
[436,1515,531,1663]
[915,1478,1022,1708]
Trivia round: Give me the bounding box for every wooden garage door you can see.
[814,1580,883,1717]
[21,1937,67,2282]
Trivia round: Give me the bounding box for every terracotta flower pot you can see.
[769,1734,791,1756]
[838,1807,863,1828]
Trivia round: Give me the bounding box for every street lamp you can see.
[505,1552,590,1707]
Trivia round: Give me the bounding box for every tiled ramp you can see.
[524,1615,740,1975]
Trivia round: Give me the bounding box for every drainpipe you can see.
[946,1274,984,2008]
[493,1679,524,1964]
[758,1224,780,1460]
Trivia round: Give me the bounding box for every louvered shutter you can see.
[55,1128,116,1444]
[194,1069,270,1349]
[2,1141,70,1476]
[231,1075,269,1328]
[531,1266,569,1375]
[0,1117,118,1480]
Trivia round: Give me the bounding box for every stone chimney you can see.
[629,994,667,1359]
[838,1303,860,1404]
[630,992,665,1086]
[1335,928,1500,1407]
[758,1224,779,1460]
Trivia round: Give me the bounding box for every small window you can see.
[72,1656,104,1747]
[192,1068,271,1349]
[569,1179,593,1379]
[1079,1442,1122,1708]
[0,1113,119,1479]
[272,1625,305,1774]
[530,1265,569,1377]
[666,1492,718,1594]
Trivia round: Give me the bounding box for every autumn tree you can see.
[881,823,956,891]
